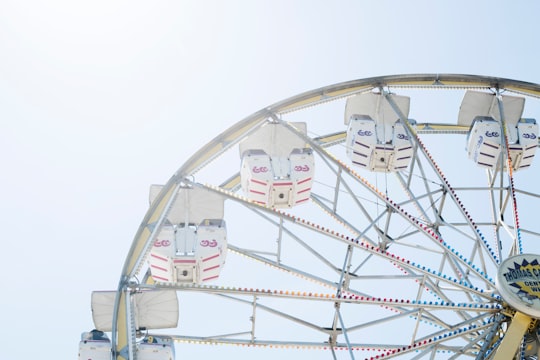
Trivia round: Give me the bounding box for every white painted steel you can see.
[102,74,540,360]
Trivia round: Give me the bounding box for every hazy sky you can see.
[2,1,540,359]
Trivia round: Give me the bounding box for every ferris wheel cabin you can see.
[78,330,111,360]
[80,290,179,360]
[460,91,538,171]
[239,122,314,208]
[147,185,227,285]
[344,92,414,172]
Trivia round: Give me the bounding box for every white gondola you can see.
[138,336,175,360]
[345,92,414,172]
[85,291,179,359]
[466,116,502,169]
[239,122,314,208]
[513,118,539,169]
[460,90,538,171]
[148,185,227,284]
[78,330,111,360]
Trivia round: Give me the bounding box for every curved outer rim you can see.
[173,73,540,186]
[122,73,540,278]
[112,73,540,358]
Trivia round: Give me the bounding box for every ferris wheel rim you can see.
[174,74,540,182]
[105,73,540,360]
[120,74,540,279]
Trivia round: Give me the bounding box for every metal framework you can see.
[105,74,540,359]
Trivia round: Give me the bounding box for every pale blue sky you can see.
[1,1,540,359]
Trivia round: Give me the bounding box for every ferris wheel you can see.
[80,74,540,360]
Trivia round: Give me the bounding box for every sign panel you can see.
[497,254,540,318]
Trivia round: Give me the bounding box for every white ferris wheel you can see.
[80,74,540,360]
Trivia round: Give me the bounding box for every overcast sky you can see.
[1,1,540,359]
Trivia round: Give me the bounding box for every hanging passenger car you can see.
[138,336,175,360]
[239,122,314,208]
[78,330,111,360]
[148,185,227,284]
[344,92,414,172]
[459,90,538,171]
[82,290,179,359]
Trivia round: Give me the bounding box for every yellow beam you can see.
[115,291,129,360]
[492,312,532,360]
[220,174,240,191]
